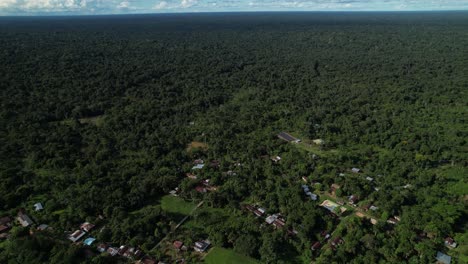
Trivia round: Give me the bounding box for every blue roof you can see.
[436,251,451,264]
[83,237,96,246]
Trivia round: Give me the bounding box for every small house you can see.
[80,222,95,232]
[436,251,452,264]
[387,218,398,225]
[320,231,330,240]
[272,218,286,229]
[278,132,300,143]
[444,237,457,248]
[366,177,374,182]
[17,211,33,227]
[312,139,325,145]
[34,203,44,211]
[68,230,86,242]
[37,224,49,231]
[193,159,204,165]
[97,243,108,253]
[271,156,281,163]
[192,164,205,170]
[331,237,344,246]
[186,173,197,179]
[265,214,278,225]
[311,241,321,251]
[351,168,361,173]
[173,240,184,250]
[194,240,211,252]
[370,205,379,211]
[348,195,358,205]
[370,218,378,225]
[106,247,119,256]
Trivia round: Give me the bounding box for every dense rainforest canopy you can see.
[0,12,467,263]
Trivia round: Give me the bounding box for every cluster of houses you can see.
[172,238,211,254]
[0,216,12,239]
[311,230,344,252]
[68,222,96,243]
[243,204,297,235]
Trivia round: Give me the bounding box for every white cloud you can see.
[152,0,167,9]
[0,0,18,8]
[180,0,197,8]
[117,0,129,8]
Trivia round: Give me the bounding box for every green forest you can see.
[0,12,467,264]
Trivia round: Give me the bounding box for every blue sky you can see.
[1,0,468,15]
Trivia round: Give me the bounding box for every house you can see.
[186,173,197,179]
[118,245,129,256]
[387,218,398,225]
[370,218,378,225]
[209,160,220,168]
[195,185,207,193]
[356,212,365,218]
[138,257,157,264]
[351,168,361,173]
[339,173,345,177]
[0,224,10,233]
[0,217,11,226]
[265,214,278,225]
[331,237,344,246]
[83,237,96,246]
[192,164,205,170]
[173,240,184,250]
[366,177,374,182]
[302,176,308,182]
[0,217,12,233]
[194,240,211,252]
[348,195,358,205]
[34,203,44,211]
[68,230,86,242]
[272,218,286,229]
[436,251,452,264]
[37,224,49,231]
[80,222,95,232]
[96,243,108,253]
[193,159,204,165]
[312,139,325,145]
[320,231,330,240]
[17,211,33,227]
[311,241,321,251]
[106,247,119,256]
[444,237,457,248]
[271,156,281,163]
[169,190,178,196]
[309,193,318,201]
[369,205,379,211]
[278,132,300,143]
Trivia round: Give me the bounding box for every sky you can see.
[0,0,468,15]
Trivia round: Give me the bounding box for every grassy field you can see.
[204,247,260,264]
[160,195,197,215]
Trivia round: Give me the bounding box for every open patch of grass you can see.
[160,195,197,216]
[187,141,208,153]
[204,247,260,264]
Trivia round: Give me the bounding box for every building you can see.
[194,240,211,252]
[436,251,451,264]
[34,203,44,211]
[348,195,358,205]
[351,168,361,173]
[80,222,95,232]
[192,164,205,170]
[278,132,300,143]
[265,214,278,224]
[106,247,119,256]
[68,230,86,242]
[96,243,108,253]
[17,211,33,227]
[444,237,457,248]
[37,224,49,231]
[311,241,321,251]
[173,240,184,250]
[387,218,398,225]
[271,156,281,163]
[312,139,324,145]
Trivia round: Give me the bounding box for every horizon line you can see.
[2,9,468,18]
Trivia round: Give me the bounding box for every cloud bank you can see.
[0,0,467,15]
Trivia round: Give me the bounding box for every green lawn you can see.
[204,247,260,264]
[160,195,197,215]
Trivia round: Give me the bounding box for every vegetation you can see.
[0,12,467,263]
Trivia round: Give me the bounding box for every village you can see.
[0,131,459,264]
